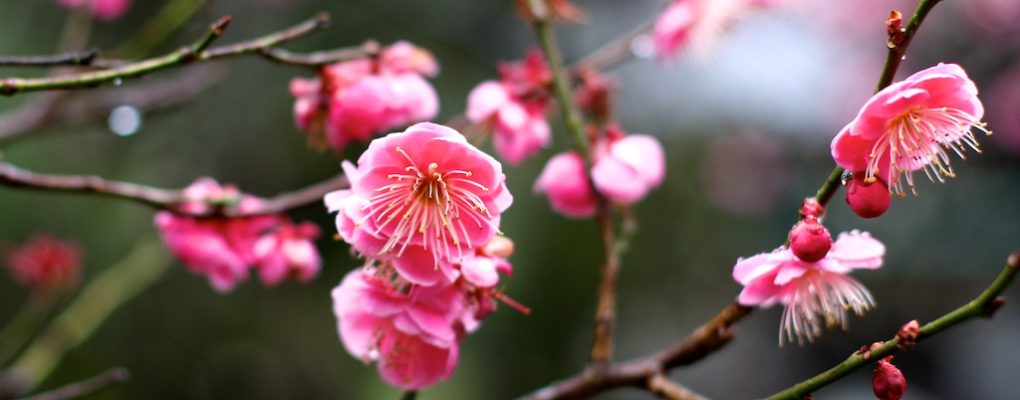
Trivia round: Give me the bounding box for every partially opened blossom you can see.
[59,0,131,21]
[831,63,989,196]
[324,123,512,286]
[155,178,322,292]
[290,42,439,153]
[466,50,553,164]
[5,235,82,293]
[591,132,666,205]
[733,230,885,345]
[533,152,597,218]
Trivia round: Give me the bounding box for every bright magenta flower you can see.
[59,0,130,21]
[155,178,321,292]
[325,123,512,286]
[290,42,439,153]
[5,235,81,293]
[831,63,989,196]
[733,230,884,345]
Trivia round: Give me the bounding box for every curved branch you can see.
[0,13,331,96]
[764,253,1018,400]
[0,49,98,68]
[0,161,347,217]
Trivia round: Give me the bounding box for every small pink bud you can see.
[481,236,515,259]
[896,320,921,349]
[800,198,824,219]
[846,173,891,219]
[873,357,907,400]
[788,218,832,262]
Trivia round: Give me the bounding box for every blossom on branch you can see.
[154,178,321,292]
[733,230,884,345]
[831,63,989,196]
[5,235,82,294]
[58,0,131,21]
[651,0,750,61]
[290,41,439,154]
[466,49,553,164]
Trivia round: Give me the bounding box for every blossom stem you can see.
[763,253,1019,400]
[0,13,333,96]
[0,160,348,217]
[0,293,65,369]
[526,0,622,366]
[15,367,129,400]
[2,241,169,395]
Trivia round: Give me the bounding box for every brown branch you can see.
[0,161,347,217]
[521,302,752,400]
[0,49,99,68]
[16,368,128,400]
[0,13,332,96]
[257,41,381,67]
[647,374,708,400]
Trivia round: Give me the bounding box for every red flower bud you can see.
[846,173,891,219]
[788,218,832,262]
[873,357,907,400]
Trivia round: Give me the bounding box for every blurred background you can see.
[1,0,1019,399]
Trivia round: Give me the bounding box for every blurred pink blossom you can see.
[59,0,130,21]
[466,50,553,164]
[155,178,321,292]
[652,0,752,61]
[733,230,884,344]
[324,123,512,286]
[591,132,666,205]
[5,235,81,293]
[831,63,988,196]
[533,152,597,218]
[290,42,439,153]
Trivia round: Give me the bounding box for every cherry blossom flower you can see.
[466,50,553,164]
[290,42,439,153]
[733,230,884,345]
[831,63,989,196]
[652,0,749,61]
[5,235,81,293]
[155,178,322,292]
[533,152,597,218]
[59,0,130,21]
[324,123,512,286]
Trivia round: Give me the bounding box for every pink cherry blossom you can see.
[5,235,82,293]
[831,63,989,196]
[652,0,748,61]
[733,230,884,345]
[465,50,553,164]
[59,0,131,21]
[324,123,512,286]
[290,42,439,153]
[591,133,666,205]
[155,178,322,292]
[533,152,597,218]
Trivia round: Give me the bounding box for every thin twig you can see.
[526,0,622,367]
[646,374,708,400]
[0,161,348,217]
[0,50,98,68]
[16,368,129,400]
[0,13,331,96]
[764,253,1018,399]
[572,17,656,71]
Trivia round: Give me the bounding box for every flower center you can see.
[779,268,875,346]
[865,106,989,196]
[360,147,495,266]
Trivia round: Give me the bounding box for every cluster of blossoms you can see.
[290,42,439,154]
[534,124,665,218]
[733,201,885,344]
[5,235,82,294]
[326,123,521,389]
[154,178,321,293]
[652,0,779,61]
[466,49,553,164]
[58,0,130,21]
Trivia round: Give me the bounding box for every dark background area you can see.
[1,0,1018,399]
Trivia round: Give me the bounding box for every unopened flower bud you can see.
[800,198,824,220]
[789,219,832,262]
[873,357,907,400]
[846,173,891,219]
[481,236,515,259]
[896,320,920,349]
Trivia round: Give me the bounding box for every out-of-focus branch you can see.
[572,17,656,72]
[257,42,381,67]
[0,13,331,96]
[0,242,167,397]
[0,50,98,68]
[764,253,1018,400]
[14,367,129,400]
[520,302,751,400]
[0,65,226,144]
[0,161,348,217]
